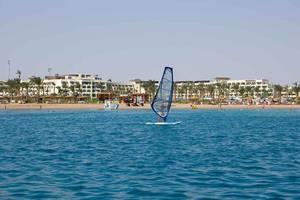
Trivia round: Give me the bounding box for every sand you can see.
[1,103,300,110]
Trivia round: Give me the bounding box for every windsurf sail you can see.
[151,67,174,122]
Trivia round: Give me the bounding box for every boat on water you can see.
[104,100,119,110]
[148,66,180,125]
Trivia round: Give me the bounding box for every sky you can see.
[0,0,300,84]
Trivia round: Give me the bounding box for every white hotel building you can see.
[212,77,273,97]
[43,74,105,98]
[173,77,273,100]
[42,74,142,99]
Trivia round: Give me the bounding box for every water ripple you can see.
[0,109,300,199]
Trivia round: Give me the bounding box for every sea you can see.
[0,109,300,199]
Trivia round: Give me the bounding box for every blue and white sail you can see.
[151,67,174,122]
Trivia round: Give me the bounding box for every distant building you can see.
[43,74,142,99]
[129,79,145,94]
[1,73,298,103]
[110,81,134,95]
[43,74,104,98]
[210,78,273,98]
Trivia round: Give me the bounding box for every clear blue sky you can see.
[1,0,300,84]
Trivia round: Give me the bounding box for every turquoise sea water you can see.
[0,109,300,199]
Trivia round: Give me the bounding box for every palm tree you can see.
[142,80,157,102]
[75,82,82,97]
[20,82,30,102]
[51,82,56,95]
[96,82,106,93]
[261,88,269,98]
[69,85,78,103]
[0,84,7,95]
[61,82,69,96]
[196,84,205,99]
[207,84,215,100]
[254,86,261,98]
[181,83,190,103]
[56,86,63,96]
[6,79,20,102]
[292,82,300,100]
[189,83,198,100]
[239,87,245,98]
[177,86,185,102]
[215,83,228,106]
[105,81,114,99]
[173,83,178,102]
[232,83,240,97]
[30,77,43,103]
[273,84,283,103]
[245,86,252,97]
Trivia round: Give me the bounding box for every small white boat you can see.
[104,100,119,110]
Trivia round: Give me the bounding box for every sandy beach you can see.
[1,103,300,110]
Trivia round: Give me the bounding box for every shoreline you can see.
[1,103,300,110]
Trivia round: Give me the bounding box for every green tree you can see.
[188,82,197,101]
[96,82,106,93]
[239,87,245,98]
[273,84,283,103]
[6,79,20,102]
[292,82,300,99]
[180,83,190,103]
[207,84,215,100]
[30,77,43,103]
[177,85,185,102]
[69,84,78,103]
[254,86,261,97]
[61,82,69,96]
[20,82,30,102]
[56,86,63,96]
[215,83,228,106]
[196,84,205,99]
[142,80,157,102]
[0,84,7,95]
[232,83,240,97]
[173,83,178,102]
[261,88,269,98]
[245,86,252,97]
[75,82,82,97]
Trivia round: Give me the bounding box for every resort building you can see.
[129,79,146,94]
[172,77,273,101]
[0,73,298,105]
[173,80,210,101]
[43,74,105,98]
[42,74,141,99]
[110,81,134,95]
[212,77,273,98]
